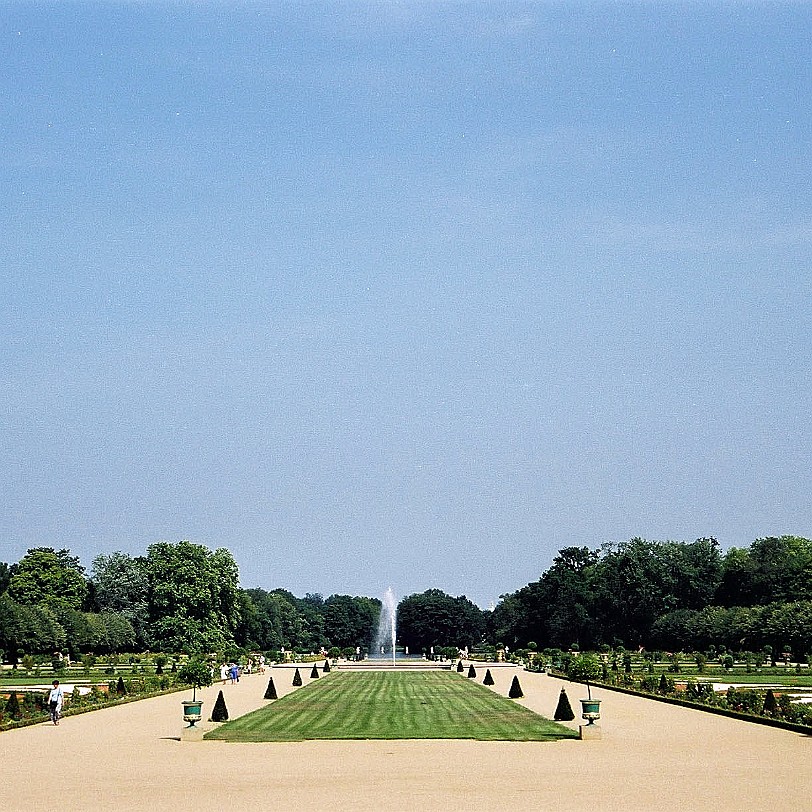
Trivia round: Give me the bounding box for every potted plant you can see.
[177,658,213,727]
[568,653,602,724]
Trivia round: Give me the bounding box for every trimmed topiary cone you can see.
[456,660,464,673]
[209,690,229,722]
[292,668,302,686]
[483,669,494,686]
[264,676,278,700]
[116,676,127,695]
[310,663,320,679]
[467,664,477,679]
[508,675,524,699]
[323,660,331,673]
[553,687,575,721]
[763,688,778,715]
[5,691,21,720]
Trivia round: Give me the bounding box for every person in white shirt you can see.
[48,680,64,725]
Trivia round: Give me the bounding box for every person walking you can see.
[48,680,64,725]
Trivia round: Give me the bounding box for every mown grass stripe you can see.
[205,671,578,742]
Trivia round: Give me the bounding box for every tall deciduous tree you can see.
[323,594,378,650]
[8,548,88,612]
[717,536,812,606]
[145,541,241,652]
[91,552,150,646]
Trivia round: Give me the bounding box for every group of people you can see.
[219,662,241,684]
[218,654,266,685]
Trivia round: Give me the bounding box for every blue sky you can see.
[2,1,811,607]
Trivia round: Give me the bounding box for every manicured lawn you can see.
[205,671,578,742]
[691,673,812,686]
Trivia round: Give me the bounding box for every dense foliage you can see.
[491,536,812,657]
[397,589,486,652]
[0,543,382,659]
[2,533,811,661]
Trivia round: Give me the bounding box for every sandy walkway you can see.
[2,664,809,811]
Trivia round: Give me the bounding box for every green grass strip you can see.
[205,671,578,742]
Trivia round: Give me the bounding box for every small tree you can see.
[116,676,127,696]
[483,669,494,686]
[177,658,213,701]
[456,660,464,673]
[209,690,229,722]
[554,688,575,721]
[264,676,278,700]
[568,653,601,684]
[292,668,302,686]
[508,675,523,698]
[467,664,476,679]
[323,659,331,673]
[310,663,320,679]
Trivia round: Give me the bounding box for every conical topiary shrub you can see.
[508,675,524,698]
[116,676,127,695]
[553,687,575,721]
[658,673,669,694]
[310,663,320,679]
[209,690,229,722]
[483,669,494,686]
[264,676,278,700]
[763,688,778,716]
[5,691,21,720]
[456,660,464,673]
[292,668,302,686]
[323,659,331,673]
[467,664,476,679]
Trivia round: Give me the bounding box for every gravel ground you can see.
[2,663,809,811]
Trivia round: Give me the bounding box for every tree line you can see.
[490,535,812,658]
[0,542,381,659]
[2,534,810,661]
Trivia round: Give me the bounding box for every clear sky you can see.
[2,1,810,608]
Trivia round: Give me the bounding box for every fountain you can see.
[371,587,397,666]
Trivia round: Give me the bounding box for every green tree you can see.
[717,537,812,606]
[323,595,378,650]
[145,541,241,652]
[596,537,722,646]
[0,562,12,595]
[90,552,150,646]
[0,593,66,655]
[8,548,88,612]
[397,589,486,651]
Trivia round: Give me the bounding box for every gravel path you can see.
[2,664,809,811]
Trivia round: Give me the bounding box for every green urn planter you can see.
[580,698,601,725]
[182,699,204,727]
